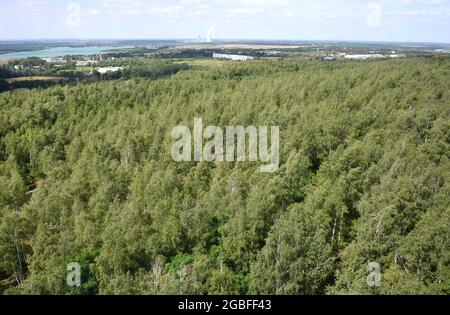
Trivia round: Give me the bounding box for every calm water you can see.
[0,46,129,60]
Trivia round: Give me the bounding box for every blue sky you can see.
[0,0,449,42]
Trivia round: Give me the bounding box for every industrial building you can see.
[97,67,123,74]
[344,54,385,60]
[213,53,254,61]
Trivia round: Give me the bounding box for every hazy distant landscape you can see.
[1,39,449,93]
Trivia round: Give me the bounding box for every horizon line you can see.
[0,38,449,45]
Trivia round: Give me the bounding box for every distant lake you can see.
[0,46,130,60]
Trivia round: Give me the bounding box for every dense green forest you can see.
[0,57,449,295]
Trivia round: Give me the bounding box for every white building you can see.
[389,54,406,58]
[213,53,254,61]
[344,54,385,60]
[435,49,450,54]
[97,67,123,74]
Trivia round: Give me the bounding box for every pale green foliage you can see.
[0,57,449,295]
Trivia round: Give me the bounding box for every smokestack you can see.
[207,26,215,43]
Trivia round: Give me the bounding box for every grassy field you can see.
[6,76,68,83]
[75,66,95,72]
[177,58,228,68]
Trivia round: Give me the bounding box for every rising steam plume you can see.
[207,26,215,43]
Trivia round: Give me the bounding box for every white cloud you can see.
[88,9,100,16]
[226,8,264,16]
[146,6,183,15]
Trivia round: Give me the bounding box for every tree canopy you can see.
[0,57,449,295]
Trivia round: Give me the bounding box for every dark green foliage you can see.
[0,58,190,92]
[0,79,9,92]
[71,250,100,295]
